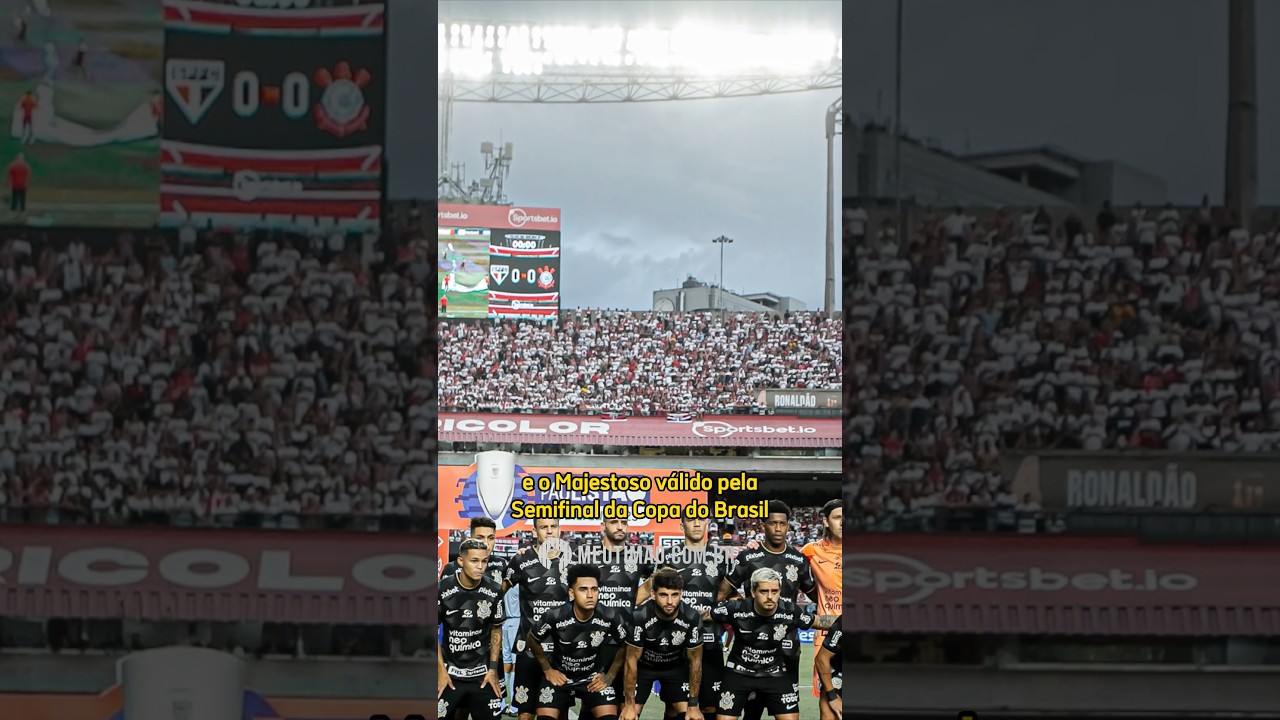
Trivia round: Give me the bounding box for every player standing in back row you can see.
[717,501,816,720]
[652,514,733,720]
[592,517,654,705]
[439,539,505,720]
[504,518,569,720]
[441,517,503,586]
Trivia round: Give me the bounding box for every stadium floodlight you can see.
[438,22,841,78]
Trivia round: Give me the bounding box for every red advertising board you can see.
[846,534,1280,635]
[438,203,561,231]
[0,689,426,720]
[438,412,841,448]
[0,526,433,625]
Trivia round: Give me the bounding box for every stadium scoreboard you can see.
[438,203,562,320]
[161,0,387,232]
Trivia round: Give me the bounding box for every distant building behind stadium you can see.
[652,276,809,315]
[849,119,1168,208]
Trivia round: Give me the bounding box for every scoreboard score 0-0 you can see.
[438,204,562,321]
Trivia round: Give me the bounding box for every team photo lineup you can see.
[435,7,843,719]
[438,501,843,720]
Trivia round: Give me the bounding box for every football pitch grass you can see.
[439,237,491,319]
[637,643,818,720]
[439,277,490,319]
[0,83,159,227]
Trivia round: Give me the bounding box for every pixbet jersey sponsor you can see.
[845,552,1198,604]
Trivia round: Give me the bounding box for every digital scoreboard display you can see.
[438,204,561,320]
[159,0,386,231]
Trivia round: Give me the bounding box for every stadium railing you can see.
[0,507,434,532]
[848,506,1280,542]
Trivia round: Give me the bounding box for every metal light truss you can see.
[440,63,841,104]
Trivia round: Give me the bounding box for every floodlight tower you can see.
[824,97,841,315]
[1225,0,1257,231]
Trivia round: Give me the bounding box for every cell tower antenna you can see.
[479,140,514,205]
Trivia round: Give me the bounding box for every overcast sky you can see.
[847,0,1279,205]
[418,0,841,311]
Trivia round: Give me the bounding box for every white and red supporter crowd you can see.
[847,200,1280,530]
[439,310,841,415]
[0,227,433,528]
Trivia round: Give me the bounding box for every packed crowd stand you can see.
[438,309,842,415]
[0,224,433,530]
[845,198,1280,531]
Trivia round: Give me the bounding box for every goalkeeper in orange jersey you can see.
[802,499,842,720]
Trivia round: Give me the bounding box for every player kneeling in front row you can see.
[712,568,837,720]
[815,616,842,720]
[621,568,705,720]
[529,563,628,720]
[439,539,506,720]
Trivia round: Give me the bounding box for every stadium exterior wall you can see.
[846,664,1280,717]
[0,526,433,625]
[0,654,428,696]
[851,125,1074,208]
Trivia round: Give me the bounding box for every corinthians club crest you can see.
[313,60,372,138]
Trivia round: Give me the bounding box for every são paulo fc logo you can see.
[313,60,372,138]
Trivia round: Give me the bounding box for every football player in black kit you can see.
[711,567,837,720]
[650,515,732,720]
[439,539,506,720]
[815,616,842,720]
[620,568,705,720]
[504,518,569,720]
[593,517,654,705]
[441,517,503,586]
[529,563,627,720]
[717,501,815,720]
